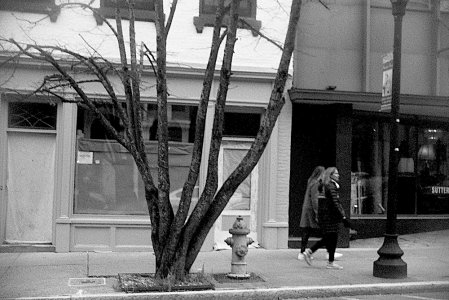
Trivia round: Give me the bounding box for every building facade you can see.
[288,0,449,246]
[0,0,293,252]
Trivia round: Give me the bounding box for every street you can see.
[287,291,449,300]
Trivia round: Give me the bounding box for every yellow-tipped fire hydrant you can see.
[224,215,254,279]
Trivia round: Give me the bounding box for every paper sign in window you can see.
[77,151,93,164]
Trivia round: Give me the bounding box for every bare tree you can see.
[1,0,302,279]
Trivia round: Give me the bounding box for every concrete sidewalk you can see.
[1,230,449,299]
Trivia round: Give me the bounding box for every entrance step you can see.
[288,237,321,249]
[0,243,55,253]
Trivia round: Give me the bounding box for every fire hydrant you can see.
[224,215,254,279]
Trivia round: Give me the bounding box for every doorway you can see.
[214,139,258,249]
[288,103,352,248]
[1,101,57,245]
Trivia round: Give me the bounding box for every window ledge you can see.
[0,0,60,22]
[94,7,156,25]
[193,14,261,36]
[58,216,151,225]
[351,215,449,219]
[7,128,57,134]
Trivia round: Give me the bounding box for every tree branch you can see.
[239,18,284,51]
[57,3,121,39]
[142,43,158,78]
[38,47,126,146]
[165,0,178,37]
[319,0,330,10]
[30,41,131,137]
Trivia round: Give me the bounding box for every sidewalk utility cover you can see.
[68,278,106,287]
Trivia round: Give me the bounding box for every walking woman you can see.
[303,167,350,269]
[297,166,324,260]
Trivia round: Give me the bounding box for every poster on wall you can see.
[380,52,393,112]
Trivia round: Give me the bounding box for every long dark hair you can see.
[308,166,325,186]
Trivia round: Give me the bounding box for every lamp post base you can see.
[373,234,407,278]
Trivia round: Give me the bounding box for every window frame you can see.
[0,0,59,22]
[6,98,58,134]
[193,0,261,36]
[95,0,156,25]
[200,0,254,17]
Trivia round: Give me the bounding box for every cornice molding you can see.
[0,52,280,82]
[289,88,449,108]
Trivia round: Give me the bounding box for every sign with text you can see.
[380,52,393,112]
[422,186,449,196]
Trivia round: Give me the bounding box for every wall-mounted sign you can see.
[422,186,449,196]
[380,52,393,112]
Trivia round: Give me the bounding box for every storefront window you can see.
[417,128,449,214]
[351,117,389,215]
[352,114,449,216]
[74,103,198,215]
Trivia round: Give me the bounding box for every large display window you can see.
[73,103,261,216]
[351,113,449,216]
[74,103,198,215]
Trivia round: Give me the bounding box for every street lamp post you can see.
[373,0,408,279]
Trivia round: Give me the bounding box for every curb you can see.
[9,281,449,300]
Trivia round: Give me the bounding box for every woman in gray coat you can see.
[298,166,324,259]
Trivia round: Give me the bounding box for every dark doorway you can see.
[288,103,352,247]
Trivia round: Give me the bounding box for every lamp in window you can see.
[418,144,435,179]
[418,144,436,161]
[398,141,414,173]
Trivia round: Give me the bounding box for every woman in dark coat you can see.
[298,166,324,260]
[303,167,350,269]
